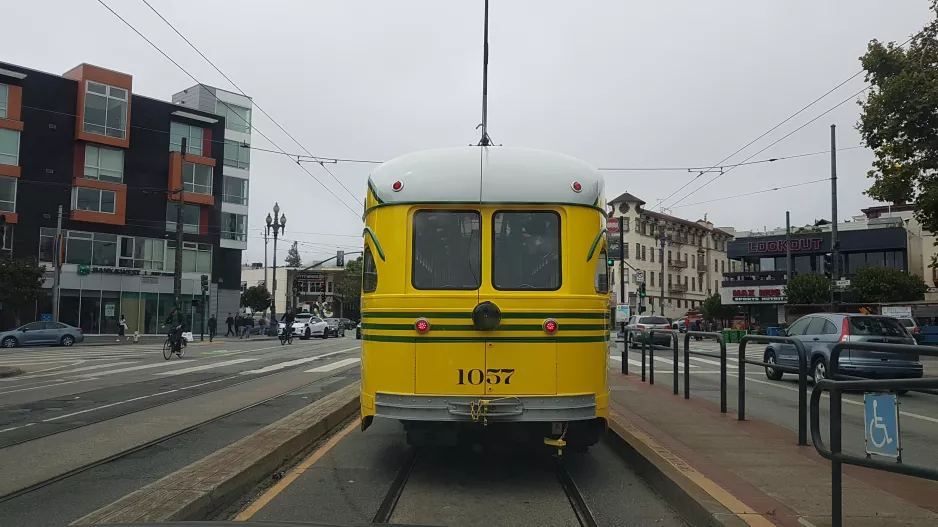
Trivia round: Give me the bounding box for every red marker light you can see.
[392,180,404,192]
[415,318,430,333]
[571,181,582,192]
[543,319,558,334]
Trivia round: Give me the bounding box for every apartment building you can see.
[607,192,734,320]
[0,61,247,332]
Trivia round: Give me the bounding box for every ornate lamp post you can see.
[266,203,287,321]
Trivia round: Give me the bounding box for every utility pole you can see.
[785,211,792,283]
[618,217,625,316]
[830,124,839,311]
[658,225,667,316]
[173,137,186,309]
[52,205,63,321]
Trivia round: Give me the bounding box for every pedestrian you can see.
[208,314,217,342]
[117,315,127,342]
[225,313,235,336]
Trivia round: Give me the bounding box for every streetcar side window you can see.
[492,211,561,291]
[595,249,608,294]
[362,247,378,293]
[412,210,481,290]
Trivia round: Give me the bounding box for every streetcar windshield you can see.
[492,211,561,290]
[412,210,481,290]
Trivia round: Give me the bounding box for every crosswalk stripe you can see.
[305,358,361,373]
[5,361,139,380]
[154,358,258,376]
[74,361,195,378]
[240,356,324,375]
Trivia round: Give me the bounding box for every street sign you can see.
[881,306,912,318]
[634,270,645,283]
[836,278,851,288]
[864,392,900,458]
[606,217,620,233]
[40,313,52,322]
[615,303,630,324]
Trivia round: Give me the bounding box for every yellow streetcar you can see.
[359,146,610,453]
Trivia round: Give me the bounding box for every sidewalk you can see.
[607,371,938,527]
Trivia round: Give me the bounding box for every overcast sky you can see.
[3,1,933,262]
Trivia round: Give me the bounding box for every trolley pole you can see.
[830,124,839,312]
[786,210,792,284]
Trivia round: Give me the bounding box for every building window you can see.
[0,83,7,119]
[714,280,718,291]
[0,176,15,213]
[641,245,646,261]
[65,231,92,265]
[84,144,124,183]
[183,162,213,195]
[623,242,628,259]
[650,271,655,287]
[721,260,725,273]
[73,187,116,214]
[635,244,640,259]
[119,236,165,270]
[216,101,251,134]
[223,176,248,205]
[223,139,250,169]
[169,122,204,156]
[650,248,655,263]
[363,247,378,292]
[92,233,118,266]
[692,277,695,291]
[222,212,247,241]
[166,202,200,233]
[167,241,212,273]
[327,281,333,293]
[0,128,19,166]
[668,274,672,287]
[668,250,672,264]
[83,81,128,139]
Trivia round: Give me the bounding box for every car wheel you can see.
[304,328,311,340]
[812,356,828,382]
[1,336,18,348]
[60,335,75,347]
[764,350,783,381]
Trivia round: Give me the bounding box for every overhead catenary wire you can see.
[670,178,831,208]
[597,145,864,172]
[94,0,364,218]
[658,32,923,210]
[138,0,365,207]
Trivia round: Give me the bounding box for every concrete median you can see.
[72,382,361,525]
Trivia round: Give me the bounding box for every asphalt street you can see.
[0,334,363,526]
[609,339,938,470]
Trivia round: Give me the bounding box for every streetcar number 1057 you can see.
[457,368,515,385]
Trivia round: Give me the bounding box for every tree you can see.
[858,3,938,270]
[785,273,831,304]
[850,266,928,303]
[284,242,302,267]
[241,285,271,313]
[0,258,46,328]
[334,256,363,321]
[700,293,736,327]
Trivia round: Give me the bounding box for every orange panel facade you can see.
[5,85,22,121]
[0,212,18,224]
[167,151,216,206]
[64,63,133,149]
[70,177,127,226]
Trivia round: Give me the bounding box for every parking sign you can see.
[864,392,900,458]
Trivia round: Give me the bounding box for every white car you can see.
[279,313,329,340]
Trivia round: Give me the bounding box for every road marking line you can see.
[0,422,36,434]
[234,420,358,521]
[154,358,258,376]
[42,389,180,422]
[0,378,92,396]
[609,411,776,527]
[74,361,195,378]
[3,361,85,376]
[7,361,139,381]
[183,376,236,389]
[239,348,360,375]
[305,358,361,373]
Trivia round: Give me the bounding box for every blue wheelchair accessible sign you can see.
[864,392,900,459]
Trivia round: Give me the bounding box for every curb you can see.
[0,367,23,378]
[72,382,361,525]
[605,410,771,527]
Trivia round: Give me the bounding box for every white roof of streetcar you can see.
[367,146,606,211]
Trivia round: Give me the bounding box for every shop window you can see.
[92,233,117,266]
[169,122,204,156]
[167,241,212,273]
[65,231,93,265]
[83,81,128,139]
[84,144,124,183]
[119,236,165,270]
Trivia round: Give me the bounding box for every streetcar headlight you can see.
[414,318,430,333]
[543,319,558,334]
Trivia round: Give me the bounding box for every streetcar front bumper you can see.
[373,392,596,422]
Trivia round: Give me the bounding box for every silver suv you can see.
[626,315,673,348]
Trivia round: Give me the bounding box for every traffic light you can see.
[200,274,209,294]
[638,305,646,314]
[823,253,833,279]
[607,256,615,266]
[639,282,647,297]
[336,250,345,267]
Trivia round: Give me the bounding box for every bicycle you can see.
[279,327,294,346]
[162,326,186,360]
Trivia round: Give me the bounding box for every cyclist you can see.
[165,307,187,354]
[281,308,296,339]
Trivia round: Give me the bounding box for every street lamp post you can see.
[657,222,669,316]
[266,203,287,323]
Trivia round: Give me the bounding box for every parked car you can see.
[324,318,346,337]
[279,313,329,340]
[626,315,673,348]
[0,321,85,348]
[764,313,922,385]
[356,321,362,340]
[340,318,356,330]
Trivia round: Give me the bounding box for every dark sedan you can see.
[763,313,922,383]
[324,318,346,337]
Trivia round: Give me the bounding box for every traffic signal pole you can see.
[618,219,626,363]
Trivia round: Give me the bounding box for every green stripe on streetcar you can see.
[361,334,608,343]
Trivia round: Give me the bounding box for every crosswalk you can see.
[610,350,766,374]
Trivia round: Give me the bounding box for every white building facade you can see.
[607,192,734,320]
